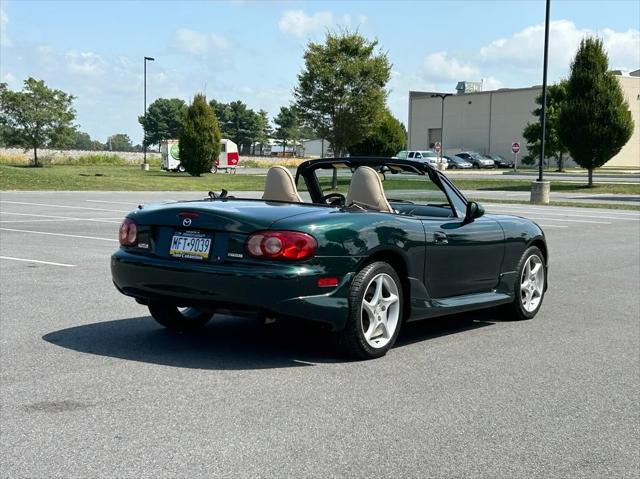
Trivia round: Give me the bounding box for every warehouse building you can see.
[407,70,639,169]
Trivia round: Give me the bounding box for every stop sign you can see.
[511,142,521,154]
[434,141,441,153]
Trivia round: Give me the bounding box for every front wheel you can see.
[501,246,546,320]
[148,300,214,332]
[338,262,403,359]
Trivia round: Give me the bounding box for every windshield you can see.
[312,165,460,216]
[470,153,484,160]
[420,151,438,158]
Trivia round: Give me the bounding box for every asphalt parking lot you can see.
[1,191,639,478]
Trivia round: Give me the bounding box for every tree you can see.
[558,37,634,186]
[71,131,94,150]
[294,31,391,157]
[138,98,186,149]
[180,93,220,176]
[107,133,134,152]
[273,106,300,155]
[0,78,76,166]
[252,109,272,155]
[348,109,406,157]
[523,81,569,171]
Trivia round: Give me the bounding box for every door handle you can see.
[434,231,448,244]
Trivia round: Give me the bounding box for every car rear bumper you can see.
[111,250,356,330]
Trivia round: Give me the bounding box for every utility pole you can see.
[531,0,551,204]
[142,56,155,171]
[431,93,453,169]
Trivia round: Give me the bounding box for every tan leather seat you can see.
[346,166,393,213]
[262,166,303,203]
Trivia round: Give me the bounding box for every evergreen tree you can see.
[522,81,569,171]
[349,109,406,157]
[557,37,634,186]
[179,94,220,177]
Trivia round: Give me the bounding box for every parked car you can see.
[486,154,515,169]
[456,152,495,169]
[395,150,448,169]
[112,157,548,359]
[446,155,473,169]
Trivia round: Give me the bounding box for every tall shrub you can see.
[558,37,634,186]
[179,94,220,177]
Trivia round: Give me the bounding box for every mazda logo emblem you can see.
[182,218,192,227]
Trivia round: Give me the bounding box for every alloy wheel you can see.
[361,273,400,348]
[521,255,545,313]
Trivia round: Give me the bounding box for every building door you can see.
[429,128,442,148]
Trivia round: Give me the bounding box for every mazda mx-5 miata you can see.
[111,158,548,359]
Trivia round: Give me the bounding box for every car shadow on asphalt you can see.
[42,313,494,370]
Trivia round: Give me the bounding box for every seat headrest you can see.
[346,166,393,213]
[262,166,303,203]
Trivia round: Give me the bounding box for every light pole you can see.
[142,56,155,171]
[531,0,551,204]
[431,93,453,169]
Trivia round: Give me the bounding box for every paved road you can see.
[1,191,639,478]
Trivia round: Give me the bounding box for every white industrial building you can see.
[300,139,332,158]
[408,71,639,169]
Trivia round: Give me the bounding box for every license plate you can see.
[169,231,212,260]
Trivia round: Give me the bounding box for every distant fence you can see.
[0,147,161,162]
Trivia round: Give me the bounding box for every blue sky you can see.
[1,0,639,144]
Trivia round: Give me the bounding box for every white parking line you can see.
[0,201,129,213]
[524,216,611,224]
[86,199,145,205]
[0,256,76,267]
[0,228,118,242]
[0,212,122,223]
[486,203,640,217]
[486,208,639,221]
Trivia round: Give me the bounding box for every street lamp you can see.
[142,56,155,171]
[431,93,453,168]
[531,0,551,204]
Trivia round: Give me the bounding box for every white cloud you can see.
[479,20,640,72]
[278,10,365,38]
[65,51,107,76]
[423,51,478,81]
[278,10,334,37]
[1,1,11,46]
[600,28,640,71]
[172,27,230,55]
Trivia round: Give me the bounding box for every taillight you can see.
[119,218,137,246]
[245,231,317,260]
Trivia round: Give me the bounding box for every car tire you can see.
[338,262,404,359]
[148,300,214,332]
[474,163,480,169]
[501,246,546,321]
[178,165,186,173]
[210,165,218,174]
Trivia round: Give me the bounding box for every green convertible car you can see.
[111,157,548,359]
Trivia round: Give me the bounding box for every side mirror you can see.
[464,201,485,223]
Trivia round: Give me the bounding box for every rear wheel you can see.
[178,165,186,173]
[338,262,403,359]
[501,246,546,320]
[148,300,214,332]
[210,165,218,174]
